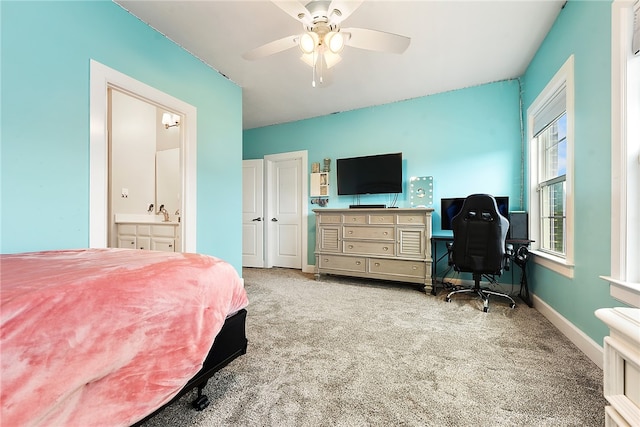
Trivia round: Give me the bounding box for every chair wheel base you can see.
[510,303,516,309]
[445,297,451,302]
[483,307,489,313]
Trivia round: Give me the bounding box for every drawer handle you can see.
[348,230,353,234]
[408,217,413,221]
[375,262,380,267]
[383,231,388,235]
[352,218,357,221]
[348,245,353,249]
[383,247,389,251]
[412,265,417,270]
[355,261,361,265]
[324,258,329,262]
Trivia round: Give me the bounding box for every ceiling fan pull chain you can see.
[311,48,317,87]
[319,48,324,84]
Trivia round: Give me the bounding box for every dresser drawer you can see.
[368,214,395,224]
[397,214,426,225]
[318,255,366,272]
[318,214,342,224]
[369,258,426,278]
[344,241,395,256]
[343,214,367,224]
[344,226,394,240]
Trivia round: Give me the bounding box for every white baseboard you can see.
[532,294,603,369]
[303,264,315,274]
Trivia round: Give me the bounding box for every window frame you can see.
[527,55,575,278]
[602,0,640,307]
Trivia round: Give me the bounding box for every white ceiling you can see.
[115,0,564,129]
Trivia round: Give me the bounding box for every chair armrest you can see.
[446,242,454,266]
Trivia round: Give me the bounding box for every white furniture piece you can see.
[595,307,640,427]
[313,208,433,290]
[310,172,329,197]
[115,214,179,252]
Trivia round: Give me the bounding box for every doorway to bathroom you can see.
[89,60,197,252]
[108,88,183,251]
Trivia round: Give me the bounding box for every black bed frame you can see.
[132,308,248,426]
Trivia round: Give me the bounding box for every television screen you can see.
[441,196,509,230]
[336,153,403,195]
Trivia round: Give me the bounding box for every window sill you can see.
[530,249,574,278]
[600,276,640,308]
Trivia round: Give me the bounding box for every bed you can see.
[0,248,249,426]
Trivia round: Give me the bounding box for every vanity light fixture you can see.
[162,112,181,129]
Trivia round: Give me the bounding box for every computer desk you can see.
[430,235,533,307]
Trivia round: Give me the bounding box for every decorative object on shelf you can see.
[409,176,433,207]
[311,198,329,207]
[311,162,320,173]
[323,158,331,172]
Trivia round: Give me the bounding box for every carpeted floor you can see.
[141,268,605,426]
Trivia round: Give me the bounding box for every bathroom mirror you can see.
[156,148,181,216]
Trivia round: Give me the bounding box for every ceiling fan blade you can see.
[242,35,299,60]
[271,0,312,26]
[342,27,410,54]
[327,0,364,25]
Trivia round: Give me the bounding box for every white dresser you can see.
[313,208,433,290]
[595,307,640,427]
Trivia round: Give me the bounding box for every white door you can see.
[242,159,264,267]
[267,155,303,269]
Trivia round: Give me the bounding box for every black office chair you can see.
[445,194,516,312]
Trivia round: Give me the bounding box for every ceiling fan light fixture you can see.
[324,51,342,69]
[325,31,344,54]
[299,32,317,54]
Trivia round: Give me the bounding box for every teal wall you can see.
[521,0,619,343]
[244,80,523,270]
[0,1,243,271]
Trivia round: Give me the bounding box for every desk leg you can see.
[430,239,437,295]
[518,263,533,307]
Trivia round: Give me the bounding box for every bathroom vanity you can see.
[115,214,180,252]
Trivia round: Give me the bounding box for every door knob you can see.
[252,217,262,221]
[271,218,278,222]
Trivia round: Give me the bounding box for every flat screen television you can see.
[440,196,509,230]
[336,153,403,195]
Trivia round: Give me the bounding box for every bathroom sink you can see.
[114,214,179,225]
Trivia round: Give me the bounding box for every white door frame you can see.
[264,150,308,271]
[89,60,197,252]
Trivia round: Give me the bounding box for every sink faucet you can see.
[157,205,170,222]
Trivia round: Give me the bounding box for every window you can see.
[527,55,574,278]
[603,0,640,307]
[538,113,567,255]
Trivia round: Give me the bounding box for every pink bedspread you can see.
[0,248,248,426]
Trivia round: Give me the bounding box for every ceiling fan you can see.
[242,0,410,87]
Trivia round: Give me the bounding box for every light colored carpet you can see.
[141,268,605,426]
